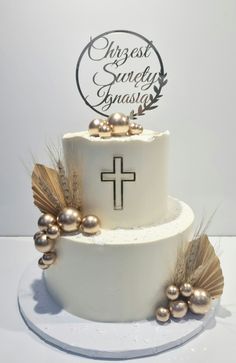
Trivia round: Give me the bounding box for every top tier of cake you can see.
[63,129,169,229]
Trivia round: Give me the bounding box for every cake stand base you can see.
[18,262,218,359]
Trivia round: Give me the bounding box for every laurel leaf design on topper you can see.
[130,72,168,120]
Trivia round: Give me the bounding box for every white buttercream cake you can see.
[44,129,194,322]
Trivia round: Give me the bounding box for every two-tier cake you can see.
[42,123,194,322]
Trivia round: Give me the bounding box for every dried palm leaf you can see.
[32,164,66,215]
[174,234,224,299]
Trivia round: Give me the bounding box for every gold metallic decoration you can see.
[42,251,57,266]
[81,215,100,235]
[180,282,193,297]
[57,207,81,232]
[38,214,56,232]
[155,307,170,323]
[129,122,143,135]
[33,231,44,241]
[38,257,49,270]
[34,233,55,253]
[169,300,188,319]
[107,112,129,136]
[47,224,60,240]
[166,284,180,301]
[89,118,103,137]
[188,288,211,315]
[98,124,112,138]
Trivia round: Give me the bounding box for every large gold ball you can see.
[57,207,81,233]
[129,122,143,135]
[98,124,112,138]
[42,251,57,266]
[169,300,188,319]
[47,224,60,240]
[166,284,180,301]
[81,215,100,235]
[107,112,129,136]
[38,257,49,270]
[34,233,55,253]
[38,214,56,232]
[155,307,170,323]
[188,288,211,315]
[88,119,103,136]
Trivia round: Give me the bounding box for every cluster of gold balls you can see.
[156,283,212,323]
[34,207,100,270]
[88,112,143,138]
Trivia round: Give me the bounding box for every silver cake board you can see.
[18,261,218,360]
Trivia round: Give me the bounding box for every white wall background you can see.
[0,0,235,236]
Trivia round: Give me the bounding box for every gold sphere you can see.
[188,288,211,315]
[57,207,81,233]
[88,119,103,136]
[38,214,56,232]
[38,257,49,270]
[47,224,60,240]
[129,122,143,135]
[42,251,56,266]
[107,112,129,136]
[33,231,44,241]
[169,300,188,319]
[81,215,100,235]
[155,307,170,323]
[166,284,180,301]
[98,124,112,138]
[34,233,55,253]
[180,282,193,297]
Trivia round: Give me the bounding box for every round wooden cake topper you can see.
[76,30,167,119]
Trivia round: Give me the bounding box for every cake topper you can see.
[76,30,168,120]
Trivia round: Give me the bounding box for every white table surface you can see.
[0,236,236,363]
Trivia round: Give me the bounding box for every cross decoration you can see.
[101,156,136,210]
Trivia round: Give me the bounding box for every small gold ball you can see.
[57,207,81,233]
[166,284,180,301]
[33,231,44,241]
[155,307,170,323]
[98,124,112,138]
[38,257,49,270]
[42,251,57,266]
[47,224,60,240]
[88,119,103,136]
[169,300,188,319]
[34,233,55,253]
[100,119,109,126]
[38,214,56,232]
[107,112,129,136]
[188,288,211,315]
[129,122,143,135]
[180,282,193,297]
[81,215,100,235]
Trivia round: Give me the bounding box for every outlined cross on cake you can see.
[101,156,136,210]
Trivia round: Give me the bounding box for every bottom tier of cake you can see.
[44,197,194,322]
